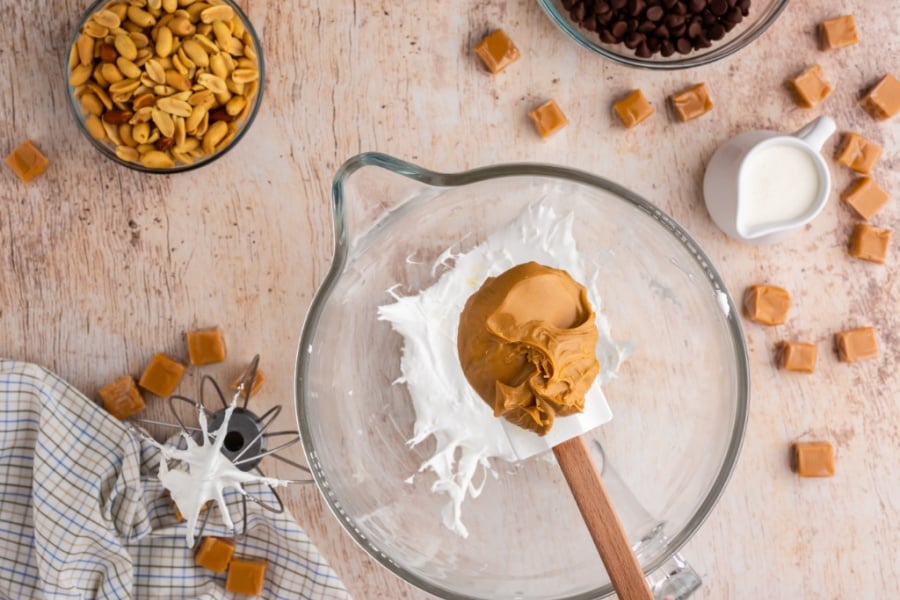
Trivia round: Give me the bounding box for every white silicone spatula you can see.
[503,387,654,600]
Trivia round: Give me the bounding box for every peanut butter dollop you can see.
[457,262,600,436]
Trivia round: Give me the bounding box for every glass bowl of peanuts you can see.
[538,0,789,69]
[66,0,263,172]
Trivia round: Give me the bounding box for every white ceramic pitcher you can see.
[703,115,836,244]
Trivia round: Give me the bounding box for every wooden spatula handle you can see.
[553,437,654,600]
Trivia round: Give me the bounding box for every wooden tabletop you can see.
[2,0,898,597]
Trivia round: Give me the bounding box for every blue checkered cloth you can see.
[0,360,349,600]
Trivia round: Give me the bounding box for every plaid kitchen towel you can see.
[0,360,350,600]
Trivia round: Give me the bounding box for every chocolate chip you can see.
[660,39,676,56]
[670,22,687,37]
[709,0,728,15]
[654,23,670,37]
[702,10,718,24]
[638,20,657,32]
[707,23,725,39]
[610,0,627,9]
[645,5,665,20]
[675,36,693,53]
[724,7,743,24]
[688,0,707,12]
[627,0,646,17]
[687,20,702,37]
[583,15,599,31]
[646,36,661,52]
[623,31,644,48]
[611,20,629,37]
[599,29,618,43]
[572,2,586,21]
[694,32,711,48]
[665,13,685,27]
[635,41,652,57]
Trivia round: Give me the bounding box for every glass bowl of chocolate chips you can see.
[538,0,789,68]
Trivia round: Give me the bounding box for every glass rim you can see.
[294,152,751,599]
[65,0,265,174]
[536,0,791,70]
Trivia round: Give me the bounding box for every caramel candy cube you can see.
[849,224,891,264]
[138,353,185,397]
[5,140,49,183]
[743,285,790,326]
[669,82,713,122]
[226,558,267,596]
[791,441,835,477]
[841,177,889,220]
[230,365,266,397]
[835,326,878,363]
[195,537,235,573]
[787,65,832,108]
[528,100,569,138]
[835,132,882,174]
[613,90,653,128]
[780,342,817,373]
[98,376,145,420]
[861,74,900,121]
[187,327,227,365]
[474,29,520,74]
[819,15,858,50]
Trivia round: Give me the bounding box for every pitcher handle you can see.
[792,115,836,151]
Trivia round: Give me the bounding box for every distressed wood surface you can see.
[1,0,898,598]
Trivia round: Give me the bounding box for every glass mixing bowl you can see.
[537,0,789,69]
[295,153,749,599]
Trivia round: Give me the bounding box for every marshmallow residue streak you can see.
[148,399,289,547]
[377,204,625,537]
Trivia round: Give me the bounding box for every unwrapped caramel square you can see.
[613,90,653,128]
[138,353,185,397]
[230,364,265,397]
[226,558,267,596]
[98,376,145,420]
[743,285,791,326]
[5,140,49,183]
[187,327,227,365]
[474,29,520,74]
[791,441,834,477]
[787,65,832,108]
[819,15,858,50]
[528,100,568,137]
[669,83,713,122]
[841,177,889,220]
[195,537,235,573]
[780,342,817,373]
[849,224,891,264]
[835,132,882,174]
[861,74,900,121]
[835,327,878,362]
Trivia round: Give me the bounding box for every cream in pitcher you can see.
[737,142,823,233]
